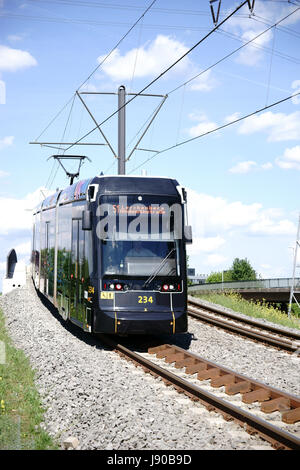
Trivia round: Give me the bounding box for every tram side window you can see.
[57,205,72,286]
[71,219,79,279]
[79,222,85,280]
[84,230,93,277]
[35,216,40,269]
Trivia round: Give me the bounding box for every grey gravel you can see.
[1,279,299,450]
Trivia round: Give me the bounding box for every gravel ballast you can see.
[1,279,299,450]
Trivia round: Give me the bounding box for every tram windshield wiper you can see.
[142,248,175,288]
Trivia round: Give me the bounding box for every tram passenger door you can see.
[70,219,85,324]
[44,222,50,296]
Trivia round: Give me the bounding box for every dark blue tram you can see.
[32,175,192,335]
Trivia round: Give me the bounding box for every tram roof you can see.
[92,175,180,196]
[34,175,181,213]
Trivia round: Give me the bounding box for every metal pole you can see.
[288,213,300,317]
[118,85,126,175]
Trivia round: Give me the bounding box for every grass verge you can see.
[194,292,300,331]
[0,307,58,450]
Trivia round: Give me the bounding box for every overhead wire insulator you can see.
[247,0,256,14]
[209,0,222,26]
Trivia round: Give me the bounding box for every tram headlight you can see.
[160,283,180,292]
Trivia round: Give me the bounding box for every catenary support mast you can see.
[288,213,300,317]
[118,85,126,175]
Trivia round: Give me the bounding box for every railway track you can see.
[188,296,300,354]
[98,335,300,450]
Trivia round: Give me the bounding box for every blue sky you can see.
[1,0,300,288]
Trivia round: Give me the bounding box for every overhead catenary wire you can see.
[30,0,299,17]
[217,28,300,65]
[25,0,233,17]
[250,13,300,39]
[128,16,144,94]
[62,0,252,153]
[128,90,300,174]
[167,5,300,96]
[32,0,157,142]
[76,0,157,92]
[1,13,212,33]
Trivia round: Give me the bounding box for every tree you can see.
[205,259,256,283]
[206,270,232,284]
[230,258,256,281]
[206,272,222,283]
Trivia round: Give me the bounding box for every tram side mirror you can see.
[88,186,95,201]
[184,225,192,244]
[82,210,92,231]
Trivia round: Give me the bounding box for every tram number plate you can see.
[100,292,114,300]
[138,295,153,304]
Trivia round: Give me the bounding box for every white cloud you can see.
[188,70,218,92]
[0,79,6,104]
[236,29,273,66]
[229,160,273,174]
[186,188,296,238]
[223,0,300,66]
[0,136,14,150]
[249,218,296,236]
[203,254,227,267]
[0,187,50,235]
[292,80,300,105]
[229,161,257,174]
[276,145,300,170]
[0,170,9,178]
[224,112,241,124]
[187,113,217,138]
[0,44,37,72]
[185,186,297,276]
[261,162,273,170]
[14,241,31,256]
[259,264,286,279]
[187,236,225,256]
[238,111,300,142]
[97,35,190,81]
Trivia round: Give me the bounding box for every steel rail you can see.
[188,296,300,340]
[188,298,300,353]
[188,305,300,353]
[98,335,300,450]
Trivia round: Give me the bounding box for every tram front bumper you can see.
[93,309,187,335]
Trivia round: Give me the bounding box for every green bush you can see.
[195,292,300,330]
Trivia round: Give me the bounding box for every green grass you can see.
[194,292,300,331]
[0,308,58,450]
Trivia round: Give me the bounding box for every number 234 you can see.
[138,296,153,304]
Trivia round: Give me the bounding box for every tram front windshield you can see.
[102,239,180,277]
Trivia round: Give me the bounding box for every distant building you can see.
[187,268,207,285]
[187,268,195,277]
